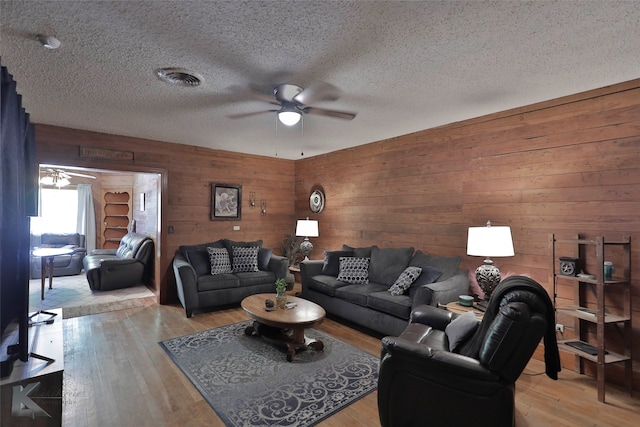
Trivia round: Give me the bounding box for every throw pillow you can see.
[207,247,232,275]
[408,265,443,298]
[337,257,370,284]
[257,247,272,271]
[388,266,423,296]
[223,239,263,255]
[231,246,260,273]
[445,311,479,352]
[411,251,461,280]
[369,246,414,286]
[322,250,354,276]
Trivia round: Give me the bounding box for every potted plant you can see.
[275,278,288,308]
[281,232,302,288]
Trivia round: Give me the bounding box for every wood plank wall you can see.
[295,79,640,391]
[34,125,296,304]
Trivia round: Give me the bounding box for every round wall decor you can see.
[309,189,325,213]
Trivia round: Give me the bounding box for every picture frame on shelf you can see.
[211,183,242,220]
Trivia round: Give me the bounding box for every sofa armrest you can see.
[412,269,469,309]
[268,254,289,280]
[173,253,199,317]
[299,259,324,289]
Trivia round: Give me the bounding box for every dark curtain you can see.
[1,58,36,362]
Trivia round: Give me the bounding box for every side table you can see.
[32,247,74,300]
[441,301,484,319]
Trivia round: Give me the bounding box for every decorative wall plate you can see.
[309,189,325,213]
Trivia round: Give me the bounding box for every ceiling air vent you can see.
[155,68,203,87]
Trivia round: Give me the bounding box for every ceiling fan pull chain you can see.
[300,115,304,156]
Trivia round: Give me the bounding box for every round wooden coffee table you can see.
[241,294,326,362]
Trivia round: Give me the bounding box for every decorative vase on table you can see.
[275,278,288,309]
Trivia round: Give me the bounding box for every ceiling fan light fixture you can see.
[278,111,301,126]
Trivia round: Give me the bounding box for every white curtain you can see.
[76,184,96,252]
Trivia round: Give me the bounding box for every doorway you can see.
[35,164,164,305]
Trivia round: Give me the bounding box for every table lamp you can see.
[296,218,319,260]
[467,220,514,307]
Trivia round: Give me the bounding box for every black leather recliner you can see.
[83,232,154,291]
[378,276,561,427]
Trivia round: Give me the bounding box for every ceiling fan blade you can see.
[293,81,342,105]
[226,110,277,119]
[66,171,97,179]
[303,106,356,120]
[228,85,280,105]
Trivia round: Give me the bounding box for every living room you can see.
[2,1,639,425]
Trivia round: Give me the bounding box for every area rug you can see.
[63,296,156,318]
[160,320,379,427]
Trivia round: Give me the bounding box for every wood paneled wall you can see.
[296,79,640,390]
[34,125,296,304]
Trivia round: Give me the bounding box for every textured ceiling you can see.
[2,1,639,160]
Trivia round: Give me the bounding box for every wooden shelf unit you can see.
[102,189,131,249]
[550,234,632,402]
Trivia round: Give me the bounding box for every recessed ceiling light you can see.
[155,68,203,87]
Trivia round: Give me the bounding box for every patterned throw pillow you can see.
[388,266,423,296]
[337,257,370,284]
[207,247,232,275]
[231,246,260,273]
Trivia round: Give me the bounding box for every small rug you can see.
[160,321,379,427]
[63,296,156,318]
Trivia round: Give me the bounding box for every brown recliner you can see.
[378,276,561,427]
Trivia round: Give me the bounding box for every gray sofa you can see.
[30,233,87,279]
[300,245,469,336]
[173,239,289,318]
[83,232,154,291]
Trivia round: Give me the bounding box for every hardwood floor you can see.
[62,300,639,427]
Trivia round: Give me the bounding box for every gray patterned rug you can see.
[160,320,379,427]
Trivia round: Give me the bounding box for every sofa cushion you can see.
[231,246,260,273]
[307,275,350,296]
[322,250,354,276]
[181,240,226,277]
[236,270,276,287]
[342,244,376,258]
[388,266,422,296]
[224,239,263,253]
[369,246,414,287]
[367,291,413,319]
[411,251,461,280]
[207,247,233,275]
[257,247,272,271]
[337,257,370,284]
[335,283,389,307]
[197,273,239,292]
[445,311,479,352]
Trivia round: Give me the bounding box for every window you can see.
[34,188,78,234]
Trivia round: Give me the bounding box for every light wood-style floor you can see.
[62,300,639,427]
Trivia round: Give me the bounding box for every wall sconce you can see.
[249,191,256,208]
[260,199,267,216]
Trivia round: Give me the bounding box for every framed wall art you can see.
[211,183,242,220]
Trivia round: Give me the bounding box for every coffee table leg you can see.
[41,257,46,300]
[48,257,54,289]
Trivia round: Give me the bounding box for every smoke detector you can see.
[155,68,203,87]
[37,34,61,49]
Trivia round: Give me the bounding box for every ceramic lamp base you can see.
[475,258,502,302]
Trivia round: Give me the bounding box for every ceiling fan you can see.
[40,168,96,187]
[227,82,357,126]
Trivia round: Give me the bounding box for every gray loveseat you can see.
[173,239,289,318]
[300,245,469,336]
[30,233,87,279]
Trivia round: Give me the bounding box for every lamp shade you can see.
[467,224,514,257]
[296,219,319,237]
